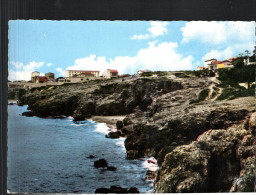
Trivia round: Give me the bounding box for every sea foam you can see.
[142,157,159,172]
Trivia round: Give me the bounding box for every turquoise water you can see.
[7,104,154,193]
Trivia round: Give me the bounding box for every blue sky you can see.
[8,20,255,81]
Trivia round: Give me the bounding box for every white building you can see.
[31,71,40,82]
[244,58,256,66]
[65,70,100,78]
[102,69,119,79]
[137,70,152,75]
[204,59,217,70]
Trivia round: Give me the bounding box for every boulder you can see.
[95,186,139,194]
[128,187,140,193]
[22,111,34,117]
[110,186,128,193]
[105,131,122,139]
[107,166,117,171]
[116,120,124,130]
[95,188,111,193]
[94,159,108,168]
[87,155,96,159]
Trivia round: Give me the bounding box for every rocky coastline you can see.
[13,72,255,192]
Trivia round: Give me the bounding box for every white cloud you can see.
[202,47,234,61]
[56,67,66,77]
[10,61,23,70]
[67,41,194,75]
[148,21,168,36]
[46,63,53,67]
[181,21,255,45]
[181,21,255,62]
[131,21,168,40]
[202,42,255,61]
[8,61,44,81]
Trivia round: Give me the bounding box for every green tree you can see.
[232,58,245,69]
[245,50,251,57]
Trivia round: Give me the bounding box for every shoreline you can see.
[90,115,126,132]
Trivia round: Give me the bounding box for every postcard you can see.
[7,20,256,193]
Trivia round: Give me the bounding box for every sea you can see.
[7,103,157,193]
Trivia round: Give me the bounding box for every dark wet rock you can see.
[95,188,111,193]
[109,186,128,193]
[107,166,117,171]
[22,111,34,117]
[73,115,85,121]
[105,131,122,139]
[116,120,124,130]
[94,159,108,168]
[127,187,140,193]
[95,186,139,194]
[8,102,15,105]
[87,155,96,159]
[95,186,140,194]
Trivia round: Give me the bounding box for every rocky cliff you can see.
[16,72,255,192]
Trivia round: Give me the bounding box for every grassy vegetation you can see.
[181,69,215,77]
[217,84,255,100]
[216,64,255,100]
[190,88,210,104]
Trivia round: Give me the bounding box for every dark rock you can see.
[139,96,153,111]
[22,111,34,117]
[107,166,117,171]
[110,186,128,193]
[73,102,95,120]
[105,131,122,139]
[95,186,139,194]
[8,102,15,105]
[94,159,108,168]
[87,155,96,159]
[128,187,140,193]
[73,115,85,121]
[121,125,134,135]
[116,120,124,130]
[95,188,111,193]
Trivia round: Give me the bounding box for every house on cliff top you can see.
[65,70,100,78]
[203,58,234,70]
[103,69,119,79]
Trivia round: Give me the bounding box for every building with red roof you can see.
[197,66,206,70]
[65,70,100,78]
[35,76,49,83]
[103,69,119,79]
[204,58,234,70]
